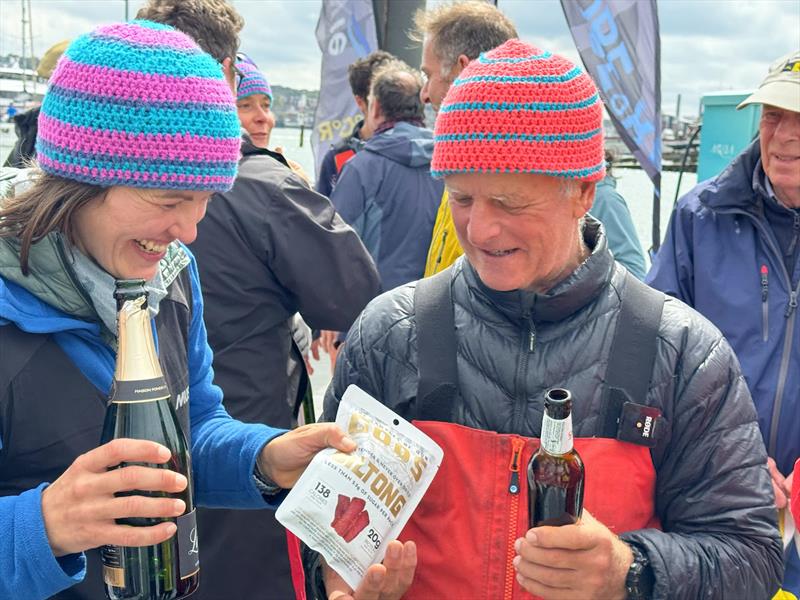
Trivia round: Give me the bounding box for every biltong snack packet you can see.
[276,384,444,589]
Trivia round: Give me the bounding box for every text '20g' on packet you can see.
[275,384,444,590]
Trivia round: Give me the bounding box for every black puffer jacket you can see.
[324,220,783,598]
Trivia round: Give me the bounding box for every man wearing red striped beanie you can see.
[313,39,781,600]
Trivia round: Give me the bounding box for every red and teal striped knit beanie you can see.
[36,20,241,192]
[431,39,605,181]
[236,59,272,101]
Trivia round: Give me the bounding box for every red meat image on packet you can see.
[331,495,370,542]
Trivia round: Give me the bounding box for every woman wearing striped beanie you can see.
[430,38,605,293]
[234,53,312,183]
[0,20,354,600]
[235,56,275,149]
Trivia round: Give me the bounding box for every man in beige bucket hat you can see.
[648,48,800,595]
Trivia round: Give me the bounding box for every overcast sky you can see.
[0,0,797,117]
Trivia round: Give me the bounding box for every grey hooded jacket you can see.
[323,219,783,598]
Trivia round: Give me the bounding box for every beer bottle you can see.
[100,279,199,600]
[527,388,584,527]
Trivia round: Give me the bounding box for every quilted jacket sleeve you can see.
[621,310,783,598]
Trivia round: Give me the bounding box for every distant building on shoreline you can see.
[271,85,318,128]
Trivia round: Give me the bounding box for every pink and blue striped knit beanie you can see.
[431,39,605,181]
[36,20,241,192]
[236,60,272,101]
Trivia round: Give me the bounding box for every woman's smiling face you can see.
[72,186,211,280]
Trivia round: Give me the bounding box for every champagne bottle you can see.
[100,279,199,600]
[527,388,584,527]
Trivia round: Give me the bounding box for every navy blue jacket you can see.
[648,140,799,476]
[330,122,443,291]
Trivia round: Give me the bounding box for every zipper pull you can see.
[508,438,524,494]
[527,316,536,353]
[434,229,448,268]
[760,265,769,302]
[786,291,798,318]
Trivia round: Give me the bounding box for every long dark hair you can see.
[0,168,105,275]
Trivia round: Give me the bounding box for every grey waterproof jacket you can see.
[324,219,783,598]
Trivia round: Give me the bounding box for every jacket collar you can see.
[698,139,766,213]
[463,216,614,323]
[0,232,95,320]
[240,134,291,168]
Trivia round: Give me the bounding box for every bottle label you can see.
[177,508,200,579]
[541,413,573,455]
[110,376,170,403]
[101,545,125,588]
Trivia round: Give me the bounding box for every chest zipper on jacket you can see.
[512,315,536,430]
[722,207,800,457]
[504,437,525,600]
[785,290,798,318]
[761,264,769,342]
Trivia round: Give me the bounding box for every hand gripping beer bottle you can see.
[100,279,199,600]
[527,388,585,527]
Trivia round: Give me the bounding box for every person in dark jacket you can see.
[315,50,395,198]
[135,2,381,599]
[330,60,443,292]
[313,40,783,600]
[188,135,381,599]
[647,49,800,595]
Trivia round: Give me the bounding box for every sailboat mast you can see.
[19,0,28,93]
[27,0,34,76]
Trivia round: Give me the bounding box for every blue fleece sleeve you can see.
[645,196,696,305]
[183,250,286,509]
[589,184,647,280]
[0,484,86,599]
